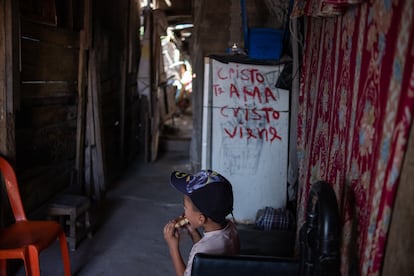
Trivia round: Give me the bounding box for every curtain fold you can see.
[295,0,414,274]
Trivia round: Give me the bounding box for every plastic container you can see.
[248,28,283,60]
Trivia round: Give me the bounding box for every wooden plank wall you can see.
[9,0,141,210]
[12,0,141,208]
[91,0,140,185]
[16,19,79,212]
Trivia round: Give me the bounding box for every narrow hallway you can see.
[15,115,194,276]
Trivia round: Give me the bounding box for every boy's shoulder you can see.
[196,221,240,254]
[204,221,238,238]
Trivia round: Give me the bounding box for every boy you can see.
[163,170,240,276]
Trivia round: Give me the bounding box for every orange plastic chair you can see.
[0,156,71,276]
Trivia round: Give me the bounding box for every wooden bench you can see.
[48,194,92,251]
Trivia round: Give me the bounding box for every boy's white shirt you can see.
[184,221,240,276]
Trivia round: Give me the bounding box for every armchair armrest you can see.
[191,253,300,276]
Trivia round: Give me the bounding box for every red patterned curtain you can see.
[294,0,414,275]
[291,0,365,17]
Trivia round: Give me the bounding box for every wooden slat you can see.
[119,0,129,167]
[0,0,18,159]
[128,0,139,74]
[90,49,106,197]
[75,0,92,190]
[17,105,77,128]
[84,48,106,198]
[21,18,79,47]
[75,30,87,190]
[0,0,7,154]
[21,82,76,99]
[21,38,78,81]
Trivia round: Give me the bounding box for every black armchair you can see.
[191,181,341,276]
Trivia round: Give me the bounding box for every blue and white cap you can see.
[170,170,234,224]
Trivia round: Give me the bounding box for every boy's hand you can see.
[164,221,186,276]
[163,221,180,249]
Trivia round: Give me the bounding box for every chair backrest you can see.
[0,156,27,222]
[299,181,341,276]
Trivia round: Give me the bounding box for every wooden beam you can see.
[0,0,19,160]
[75,30,87,192]
[75,0,92,191]
[119,0,131,168]
[87,48,106,198]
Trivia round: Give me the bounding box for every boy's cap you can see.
[170,170,233,224]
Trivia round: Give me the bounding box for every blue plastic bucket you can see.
[248,28,283,60]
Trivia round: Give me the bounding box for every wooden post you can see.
[0,0,19,160]
[84,43,106,199]
[75,30,87,192]
[89,48,106,198]
[119,0,131,168]
[0,0,19,226]
[75,0,91,192]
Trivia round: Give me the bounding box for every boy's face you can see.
[183,195,204,227]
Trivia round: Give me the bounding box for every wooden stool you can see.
[48,194,92,251]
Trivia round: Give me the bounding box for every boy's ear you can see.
[198,213,207,225]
